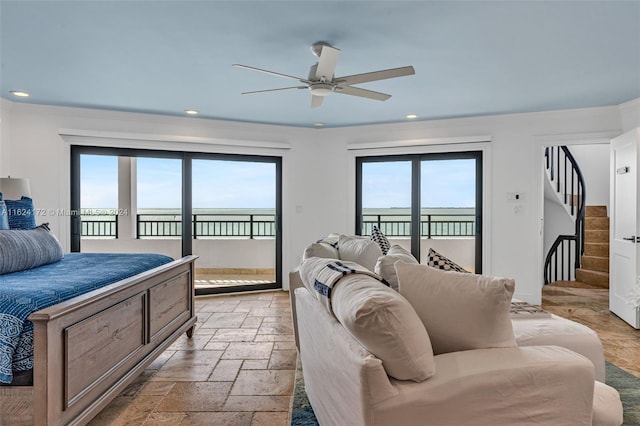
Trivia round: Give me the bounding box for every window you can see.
[357,152,482,272]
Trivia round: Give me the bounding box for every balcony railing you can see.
[362,214,475,238]
[136,214,276,239]
[81,217,118,238]
[81,213,475,239]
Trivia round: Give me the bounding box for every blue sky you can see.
[362,159,476,208]
[81,155,475,209]
[81,155,276,209]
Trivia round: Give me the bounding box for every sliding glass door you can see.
[71,146,282,294]
[359,159,414,252]
[191,157,278,293]
[357,151,482,273]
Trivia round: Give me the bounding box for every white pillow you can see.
[374,245,418,291]
[303,242,339,260]
[396,262,516,355]
[331,274,436,382]
[338,235,382,271]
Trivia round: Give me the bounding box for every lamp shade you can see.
[0,177,31,200]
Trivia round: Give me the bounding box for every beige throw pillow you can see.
[374,245,418,291]
[396,262,516,355]
[338,235,382,271]
[331,274,436,382]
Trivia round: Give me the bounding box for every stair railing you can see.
[544,146,586,284]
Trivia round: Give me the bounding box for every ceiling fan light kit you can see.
[309,83,334,97]
[233,42,415,108]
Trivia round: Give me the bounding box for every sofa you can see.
[289,234,623,425]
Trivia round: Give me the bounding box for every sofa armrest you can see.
[295,287,397,426]
[376,345,595,426]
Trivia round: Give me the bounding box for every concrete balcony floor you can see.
[196,270,275,290]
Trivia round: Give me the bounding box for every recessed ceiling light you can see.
[9,90,29,97]
[313,122,325,127]
[405,114,418,119]
[184,109,199,115]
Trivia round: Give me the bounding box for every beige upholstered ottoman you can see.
[512,314,606,382]
[593,381,624,426]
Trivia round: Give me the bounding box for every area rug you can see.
[606,361,640,425]
[290,358,318,426]
[290,359,640,425]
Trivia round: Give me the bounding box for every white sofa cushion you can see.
[374,245,418,291]
[396,263,516,355]
[338,234,382,271]
[303,242,339,260]
[331,274,436,382]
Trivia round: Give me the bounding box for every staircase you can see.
[543,146,586,284]
[576,205,610,288]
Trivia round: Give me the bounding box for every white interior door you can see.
[610,129,640,329]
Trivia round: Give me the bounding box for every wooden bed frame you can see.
[0,255,197,425]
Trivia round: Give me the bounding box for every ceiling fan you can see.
[233,42,415,108]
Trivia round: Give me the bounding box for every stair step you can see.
[585,216,609,231]
[584,242,609,257]
[585,229,609,243]
[581,255,609,272]
[585,205,607,217]
[576,268,609,288]
[547,280,603,289]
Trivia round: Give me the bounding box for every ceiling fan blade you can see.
[315,45,340,81]
[335,66,415,86]
[336,86,391,101]
[311,94,324,108]
[233,64,308,83]
[241,86,307,95]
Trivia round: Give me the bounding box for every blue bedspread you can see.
[0,252,173,383]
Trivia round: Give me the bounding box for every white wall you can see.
[1,99,632,303]
[543,196,575,256]
[567,144,611,209]
[619,98,640,132]
[388,238,476,273]
[81,238,275,269]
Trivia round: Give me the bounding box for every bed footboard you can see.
[7,255,197,426]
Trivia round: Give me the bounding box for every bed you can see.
[0,251,197,425]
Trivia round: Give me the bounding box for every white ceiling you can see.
[1,1,639,128]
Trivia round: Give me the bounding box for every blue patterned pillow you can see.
[0,224,64,274]
[4,196,36,230]
[0,200,8,230]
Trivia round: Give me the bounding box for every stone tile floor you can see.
[88,290,294,426]
[542,281,640,378]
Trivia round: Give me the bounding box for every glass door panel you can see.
[134,157,183,258]
[420,158,478,271]
[192,159,277,293]
[80,154,118,243]
[360,161,412,252]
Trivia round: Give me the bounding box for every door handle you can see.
[622,236,640,243]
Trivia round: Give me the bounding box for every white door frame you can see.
[533,130,621,296]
